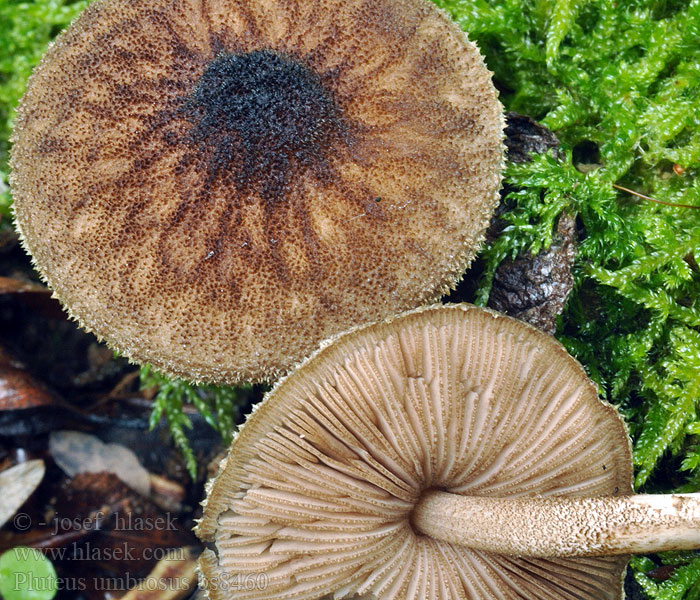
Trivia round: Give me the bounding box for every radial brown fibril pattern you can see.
[197,304,632,600]
[10,0,504,383]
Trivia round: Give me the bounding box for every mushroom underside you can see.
[197,304,632,600]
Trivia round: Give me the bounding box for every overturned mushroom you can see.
[197,303,699,600]
[10,0,504,383]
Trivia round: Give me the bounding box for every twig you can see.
[613,183,700,209]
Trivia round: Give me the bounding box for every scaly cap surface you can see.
[11,0,504,383]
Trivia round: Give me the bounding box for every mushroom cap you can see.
[10,0,504,383]
[196,303,633,600]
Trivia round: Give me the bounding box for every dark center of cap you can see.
[187,49,346,202]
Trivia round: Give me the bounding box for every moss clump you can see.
[140,365,253,478]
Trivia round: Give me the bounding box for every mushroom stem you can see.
[412,491,700,558]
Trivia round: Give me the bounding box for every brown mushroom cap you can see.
[196,303,633,600]
[10,0,504,383]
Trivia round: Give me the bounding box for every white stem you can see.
[411,491,700,558]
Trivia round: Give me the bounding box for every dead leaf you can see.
[120,547,199,600]
[0,459,45,528]
[49,431,151,497]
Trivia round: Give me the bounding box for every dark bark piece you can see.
[488,213,577,335]
[504,112,561,164]
[480,113,575,335]
[444,113,567,307]
[488,114,561,243]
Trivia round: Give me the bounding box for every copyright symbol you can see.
[13,513,31,531]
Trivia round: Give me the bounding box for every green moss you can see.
[141,364,252,479]
[632,553,700,599]
[432,0,700,481]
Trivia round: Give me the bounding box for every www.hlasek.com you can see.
[10,542,185,563]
